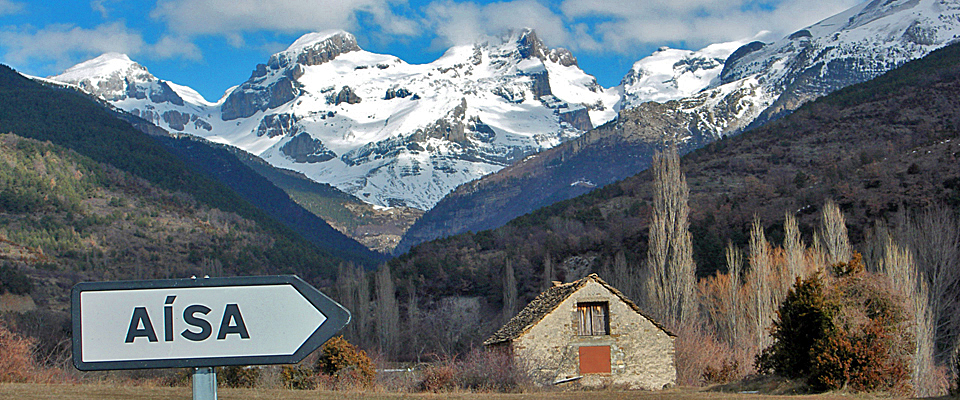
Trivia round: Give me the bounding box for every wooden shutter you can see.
[577,302,609,335]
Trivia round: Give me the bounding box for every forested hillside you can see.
[391,41,960,296]
[0,133,350,365]
[360,42,960,382]
[0,64,376,271]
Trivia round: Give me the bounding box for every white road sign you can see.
[71,275,350,370]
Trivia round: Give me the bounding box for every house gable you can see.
[484,274,677,390]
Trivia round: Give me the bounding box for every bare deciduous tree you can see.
[376,263,399,359]
[879,234,936,396]
[893,206,960,365]
[783,212,805,281]
[748,216,776,351]
[404,279,422,362]
[503,258,518,322]
[724,242,743,349]
[542,255,554,292]
[820,200,851,266]
[644,146,696,328]
[336,262,371,349]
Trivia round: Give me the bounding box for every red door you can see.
[579,345,611,374]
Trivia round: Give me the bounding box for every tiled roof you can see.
[483,273,674,346]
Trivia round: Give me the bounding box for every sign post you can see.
[193,367,217,400]
[71,275,350,398]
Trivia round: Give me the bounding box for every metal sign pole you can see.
[193,367,217,400]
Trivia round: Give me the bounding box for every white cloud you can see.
[0,22,202,75]
[151,0,416,39]
[419,0,861,58]
[424,0,569,48]
[150,35,202,60]
[90,0,110,18]
[559,0,862,52]
[0,23,146,68]
[0,0,23,15]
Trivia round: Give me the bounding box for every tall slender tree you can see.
[749,216,775,351]
[879,233,935,396]
[783,212,805,281]
[820,200,851,266]
[375,263,399,359]
[503,258,518,323]
[894,206,960,364]
[541,255,554,292]
[724,241,744,348]
[644,146,696,327]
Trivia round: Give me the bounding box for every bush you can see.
[417,363,457,392]
[217,365,259,388]
[811,256,912,394]
[315,336,375,386]
[0,263,32,295]
[758,254,913,394]
[279,365,315,390]
[757,272,836,379]
[0,320,59,383]
[457,348,528,392]
[676,322,743,385]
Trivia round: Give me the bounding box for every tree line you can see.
[342,147,960,395]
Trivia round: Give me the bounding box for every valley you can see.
[2,0,960,397]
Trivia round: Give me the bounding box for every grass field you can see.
[0,383,926,400]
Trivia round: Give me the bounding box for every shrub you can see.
[757,272,836,379]
[217,365,259,388]
[0,263,32,295]
[811,319,910,393]
[314,336,375,386]
[676,322,743,385]
[758,254,913,394]
[457,348,528,392]
[279,365,315,390]
[0,320,59,383]
[417,363,457,392]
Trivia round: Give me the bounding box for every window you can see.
[577,302,609,336]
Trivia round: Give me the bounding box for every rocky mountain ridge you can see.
[396,0,960,253]
[51,29,620,211]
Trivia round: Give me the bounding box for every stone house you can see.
[483,274,676,389]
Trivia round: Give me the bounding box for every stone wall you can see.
[511,280,675,390]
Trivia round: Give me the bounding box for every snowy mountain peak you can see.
[485,28,578,67]
[619,38,749,105]
[49,52,192,107]
[269,30,361,70]
[285,30,357,53]
[54,52,140,81]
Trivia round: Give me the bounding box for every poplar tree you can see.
[644,146,696,327]
[503,258,518,322]
[375,263,398,359]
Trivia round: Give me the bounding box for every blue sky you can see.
[0,0,860,101]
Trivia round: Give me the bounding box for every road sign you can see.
[71,275,350,371]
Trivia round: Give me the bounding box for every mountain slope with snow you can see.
[396,0,960,253]
[52,30,619,211]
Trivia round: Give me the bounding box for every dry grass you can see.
[0,383,922,400]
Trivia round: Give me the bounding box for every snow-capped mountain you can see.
[395,0,960,253]
[648,0,960,140]
[51,53,219,133]
[618,39,751,107]
[52,30,618,210]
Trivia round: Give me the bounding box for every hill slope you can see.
[0,64,374,273]
[389,41,960,302]
[396,0,960,254]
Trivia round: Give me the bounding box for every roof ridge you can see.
[483,273,674,346]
